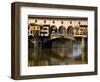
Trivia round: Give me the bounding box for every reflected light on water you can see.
[28,38,88,66]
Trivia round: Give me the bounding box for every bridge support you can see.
[81,37,85,64]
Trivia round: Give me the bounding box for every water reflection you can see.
[28,38,88,66]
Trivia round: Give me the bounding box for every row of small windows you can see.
[34,20,81,24]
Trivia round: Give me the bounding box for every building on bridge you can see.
[28,23,41,37]
[28,23,51,48]
[28,23,50,37]
[28,15,88,48]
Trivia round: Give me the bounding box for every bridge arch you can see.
[44,37,75,48]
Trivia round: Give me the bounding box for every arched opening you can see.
[50,25,57,34]
[59,26,66,34]
[67,26,74,36]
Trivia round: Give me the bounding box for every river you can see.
[28,38,88,66]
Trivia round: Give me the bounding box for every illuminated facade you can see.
[28,19,88,38]
[28,23,41,36]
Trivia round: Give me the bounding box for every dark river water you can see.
[28,38,88,66]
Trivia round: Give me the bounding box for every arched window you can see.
[59,26,66,34]
[67,26,74,35]
[50,25,57,33]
